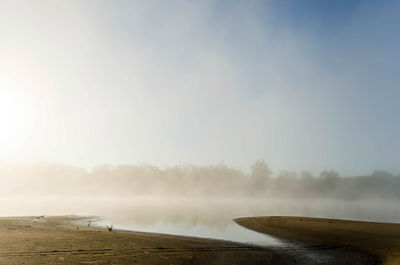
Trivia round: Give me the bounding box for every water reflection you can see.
[96,218,282,246]
[1,196,400,246]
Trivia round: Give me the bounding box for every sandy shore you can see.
[0,215,377,264]
[235,216,400,265]
[0,215,288,264]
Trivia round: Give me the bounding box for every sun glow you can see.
[0,82,36,157]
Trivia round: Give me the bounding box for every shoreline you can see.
[0,215,289,264]
[235,216,400,265]
[0,215,378,264]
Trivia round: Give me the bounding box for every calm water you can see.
[1,196,400,247]
[92,217,282,246]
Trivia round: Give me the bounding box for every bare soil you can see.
[235,216,400,265]
[0,215,378,264]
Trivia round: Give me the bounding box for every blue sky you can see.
[0,0,399,175]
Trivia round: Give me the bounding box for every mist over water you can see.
[2,196,400,224]
[2,195,400,246]
[1,161,400,244]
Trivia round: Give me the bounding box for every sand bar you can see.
[235,216,400,265]
[0,215,377,264]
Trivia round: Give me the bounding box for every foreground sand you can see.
[235,216,400,265]
[0,216,279,264]
[0,216,375,264]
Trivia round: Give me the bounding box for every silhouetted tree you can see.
[320,170,339,179]
[371,170,393,178]
[250,160,272,194]
[300,171,314,180]
[319,170,340,194]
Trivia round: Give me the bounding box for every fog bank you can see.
[1,161,399,200]
[1,160,399,225]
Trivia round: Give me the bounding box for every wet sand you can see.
[235,216,400,265]
[0,216,376,264]
[0,215,291,264]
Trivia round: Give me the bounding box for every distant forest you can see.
[0,160,399,199]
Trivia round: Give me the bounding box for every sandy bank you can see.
[235,216,400,265]
[0,215,294,264]
[0,215,378,264]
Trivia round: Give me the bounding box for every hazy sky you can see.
[0,0,399,175]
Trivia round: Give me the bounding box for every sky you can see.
[0,0,399,176]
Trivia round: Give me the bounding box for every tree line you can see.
[0,160,399,199]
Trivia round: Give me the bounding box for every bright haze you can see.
[0,0,399,176]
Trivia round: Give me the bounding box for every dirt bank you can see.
[0,215,376,264]
[235,216,400,265]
